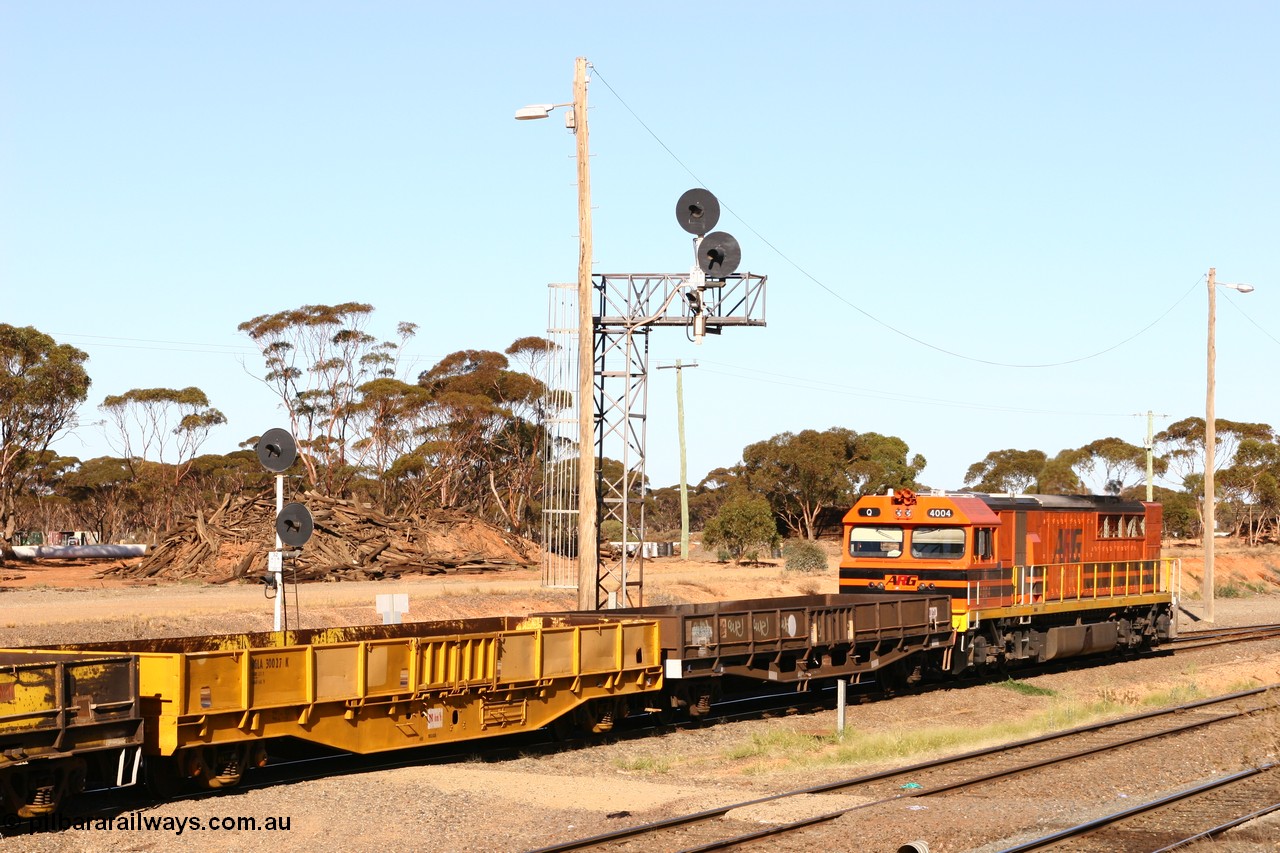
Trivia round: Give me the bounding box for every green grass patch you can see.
[613,755,672,774]
[720,680,1233,775]
[1216,578,1272,598]
[721,698,1134,773]
[997,679,1057,697]
[1140,683,1205,707]
[723,728,824,760]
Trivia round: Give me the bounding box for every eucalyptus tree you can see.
[741,427,925,540]
[702,494,779,561]
[11,451,78,541]
[414,347,550,532]
[1220,436,1280,543]
[1071,437,1162,495]
[100,387,226,484]
[687,466,746,532]
[963,448,1048,494]
[60,456,137,544]
[0,325,90,546]
[350,377,432,511]
[238,303,416,495]
[1036,449,1085,495]
[1154,417,1273,492]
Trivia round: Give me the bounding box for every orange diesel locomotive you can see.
[839,489,1178,674]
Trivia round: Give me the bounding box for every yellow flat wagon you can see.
[18,614,661,790]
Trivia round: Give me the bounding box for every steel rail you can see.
[993,764,1277,853]
[1149,799,1280,852]
[1171,626,1280,651]
[527,685,1278,853]
[669,707,1275,853]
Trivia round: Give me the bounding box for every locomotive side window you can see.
[849,526,903,558]
[974,526,995,561]
[910,526,965,559]
[1099,514,1144,539]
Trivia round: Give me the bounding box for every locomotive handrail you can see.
[972,557,1181,611]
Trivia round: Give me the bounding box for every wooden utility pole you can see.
[1204,267,1217,623]
[573,56,597,609]
[1145,410,1155,502]
[658,360,697,560]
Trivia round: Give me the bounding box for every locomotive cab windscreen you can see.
[848,526,903,558]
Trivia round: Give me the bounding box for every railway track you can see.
[995,763,1280,851]
[527,685,1280,853]
[1170,621,1280,651]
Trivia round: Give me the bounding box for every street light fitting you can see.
[1221,282,1254,293]
[514,102,570,120]
[514,104,552,120]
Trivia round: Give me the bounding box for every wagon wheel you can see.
[651,697,678,726]
[575,698,621,734]
[143,755,187,800]
[878,659,911,697]
[548,712,576,741]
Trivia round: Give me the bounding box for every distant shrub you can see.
[783,539,828,573]
[703,495,779,561]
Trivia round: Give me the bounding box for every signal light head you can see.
[676,188,720,235]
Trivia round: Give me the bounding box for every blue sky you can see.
[3,2,1277,493]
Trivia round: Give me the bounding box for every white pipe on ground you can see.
[9,544,148,560]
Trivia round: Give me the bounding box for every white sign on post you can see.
[376,593,409,625]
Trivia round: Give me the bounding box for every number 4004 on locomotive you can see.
[838,489,1179,674]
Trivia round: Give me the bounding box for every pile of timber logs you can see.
[104,490,539,583]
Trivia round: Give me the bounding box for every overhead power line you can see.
[591,63,1210,370]
[694,359,1132,418]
